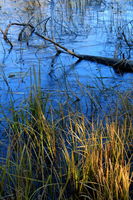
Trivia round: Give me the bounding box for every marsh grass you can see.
[0,81,132,200]
[0,0,133,198]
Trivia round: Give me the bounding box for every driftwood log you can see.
[0,22,133,73]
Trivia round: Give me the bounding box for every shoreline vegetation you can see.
[0,83,132,200]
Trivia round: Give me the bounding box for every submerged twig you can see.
[122,32,133,48]
[0,23,35,49]
[35,17,51,32]
[0,27,13,49]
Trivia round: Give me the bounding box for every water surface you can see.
[0,0,132,130]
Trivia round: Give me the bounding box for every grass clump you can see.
[0,87,132,200]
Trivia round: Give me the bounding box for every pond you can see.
[0,0,133,152]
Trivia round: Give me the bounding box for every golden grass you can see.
[0,88,132,200]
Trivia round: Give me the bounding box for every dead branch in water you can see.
[0,23,35,49]
[0,27,13,49]
[0,22,133,73]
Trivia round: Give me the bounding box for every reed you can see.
[0,84,132,200]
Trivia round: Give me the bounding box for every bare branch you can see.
[0,22,133,73]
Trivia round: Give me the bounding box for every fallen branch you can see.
[0,23,35,49]
[75,55,133,73]
[0,27,13,49]
[35,32,133,73]
[34,32,79,58]
[1,22,133,73]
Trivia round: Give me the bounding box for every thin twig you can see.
[34,31,79,58]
